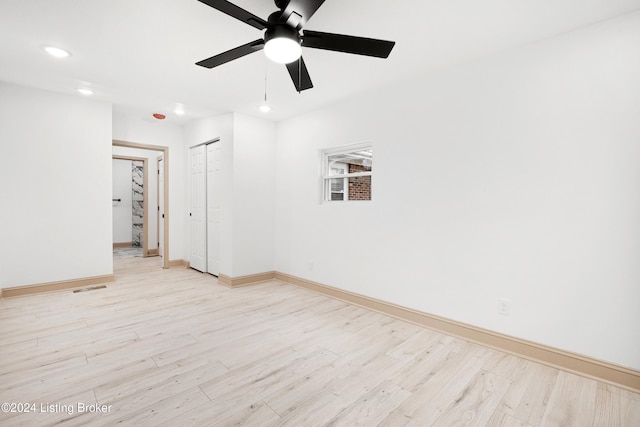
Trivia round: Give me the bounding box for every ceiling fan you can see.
[195,0,396,92]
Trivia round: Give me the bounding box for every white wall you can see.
[112,159,133,243]
[275,12,640,370]
[112,112,185,261]
[183,113,276,277]
[233,114,276,276]
[0,83,113,288]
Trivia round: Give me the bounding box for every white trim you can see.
[322,141,373,155]
[189,137,220,149]
[322,171,372,180]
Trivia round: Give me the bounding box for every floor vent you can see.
[73,285,107,293]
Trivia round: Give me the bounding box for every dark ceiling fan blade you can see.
[196,39,265,69]
[302,30,395,58]
[197,0,268,30]
[280,0,326,29]
[286,57,313,92]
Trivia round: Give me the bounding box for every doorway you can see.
[112,155,149,256]
[113,140,170,269]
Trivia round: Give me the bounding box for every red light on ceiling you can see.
[153,113,166,120]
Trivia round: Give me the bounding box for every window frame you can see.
[321,142,373,203]
[329,161,349,201]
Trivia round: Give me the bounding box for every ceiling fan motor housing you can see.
[264,23,300,45]
[274,0,289,10]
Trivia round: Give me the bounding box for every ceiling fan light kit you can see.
[264,24,301,64]
[195,0,395,92]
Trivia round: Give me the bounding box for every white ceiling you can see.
[1,0,639,123]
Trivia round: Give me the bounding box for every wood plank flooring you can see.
[1,256,639,426]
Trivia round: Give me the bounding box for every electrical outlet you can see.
[498,298,511,316]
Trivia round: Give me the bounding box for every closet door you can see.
[189,145,206,272]
[207,143,221,276]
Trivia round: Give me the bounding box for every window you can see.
[322,144,373,202]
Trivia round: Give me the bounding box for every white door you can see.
[189,145,206,272]
[206,143,221,276]
[157,157,165,257]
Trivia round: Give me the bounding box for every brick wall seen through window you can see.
[348,164,372,200]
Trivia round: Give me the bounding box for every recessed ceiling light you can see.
[42,46,71,58]
[259,104,272,113]
[174,105,185,115]
[77,88,93,96]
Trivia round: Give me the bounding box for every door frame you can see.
[157,155,164,258]
[112,155,149,256]
[113,140,170,269]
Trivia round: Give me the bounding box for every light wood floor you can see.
[1,257,639,426]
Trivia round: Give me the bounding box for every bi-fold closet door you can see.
[189,142,221,276]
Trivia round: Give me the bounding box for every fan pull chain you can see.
[298,58,301,94]
[258,61,271,113]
